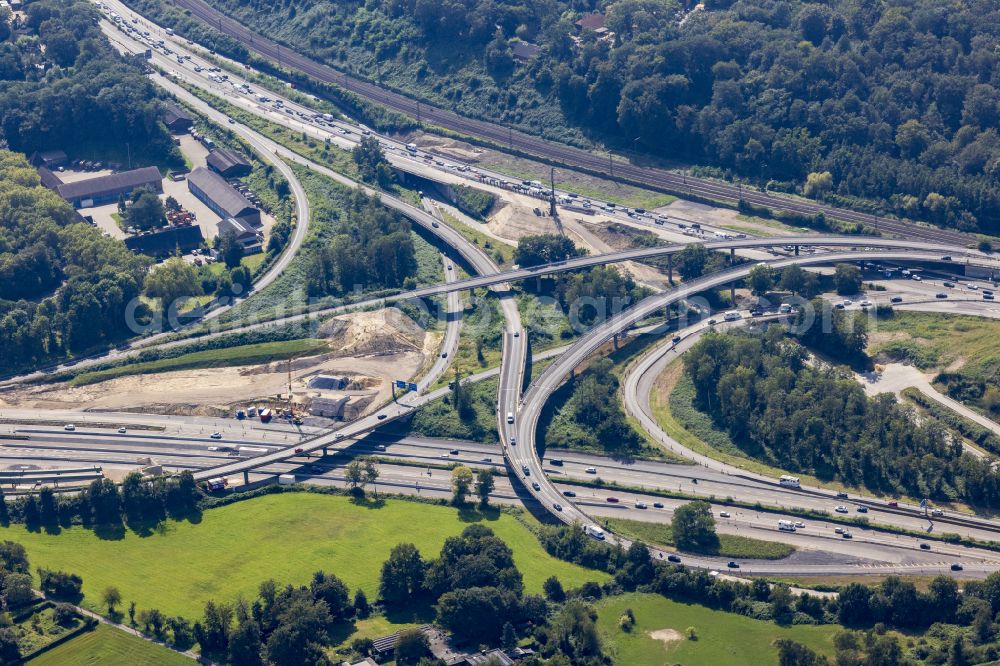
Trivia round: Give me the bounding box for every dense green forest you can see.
[0,152,151,368]
[189,0,1000,232]
[0,0,178,164]
[303,188,418,297]
[683,328,1000,506]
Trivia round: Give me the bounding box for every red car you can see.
[606,497,620,503]
[887,501,898,507]
[294,448,304,454]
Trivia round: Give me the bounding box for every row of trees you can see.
[1,472,201,533]
[683,329,1000,505]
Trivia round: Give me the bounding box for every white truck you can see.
[777,520,796,532]
[584,525,606,540]
[779,475,801,489]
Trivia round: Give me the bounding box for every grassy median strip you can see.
[69,339,328,386]
[602,517,795,560]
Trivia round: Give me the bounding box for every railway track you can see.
[169,0,974,247]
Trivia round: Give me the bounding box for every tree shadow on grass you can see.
[327,618,359,647]
[383,597,436,625]
[92,522,126,541]
[455,504,501,524]
[348,494,387,510]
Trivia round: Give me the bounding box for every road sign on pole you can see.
[408,382,419,392]
[395,380,407,389]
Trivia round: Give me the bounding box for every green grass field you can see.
[27,624,192,666]
[869,311,1000,378]
[596,593,838,666]
[69,339,329,386]
[1,493,606,619]
[602,517,795,560]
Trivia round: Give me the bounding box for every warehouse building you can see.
[36,167,63,190]
[187,167,260,227]
[207,147,252,178]
[29,149,68,169]
[218,216,263,255]
[56,166,163,208]
[163,102,193,134]
[124,224,204,257]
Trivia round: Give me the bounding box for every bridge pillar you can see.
[322,446,328,457]
[612,333,618,350]
[243,471,249,485]
[667,254,674,285]
[730,248,735,264]
[795,245,800,256]
[730,282,736,303]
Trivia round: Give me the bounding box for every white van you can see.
[778,520,796,532]
[506,412,514,424]
[723,311,742,321]
[584,525,606,540]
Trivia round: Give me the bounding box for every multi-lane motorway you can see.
[12,0,997,581]
[165,0,977,247]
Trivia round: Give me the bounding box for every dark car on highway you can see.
[727,561,740,569]
[667,554,681,563]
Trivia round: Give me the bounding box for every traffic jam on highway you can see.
[8,0,991,580]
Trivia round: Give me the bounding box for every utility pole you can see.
[609,151,614,178]
[416,101,421,124]
[508,127,513,151]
